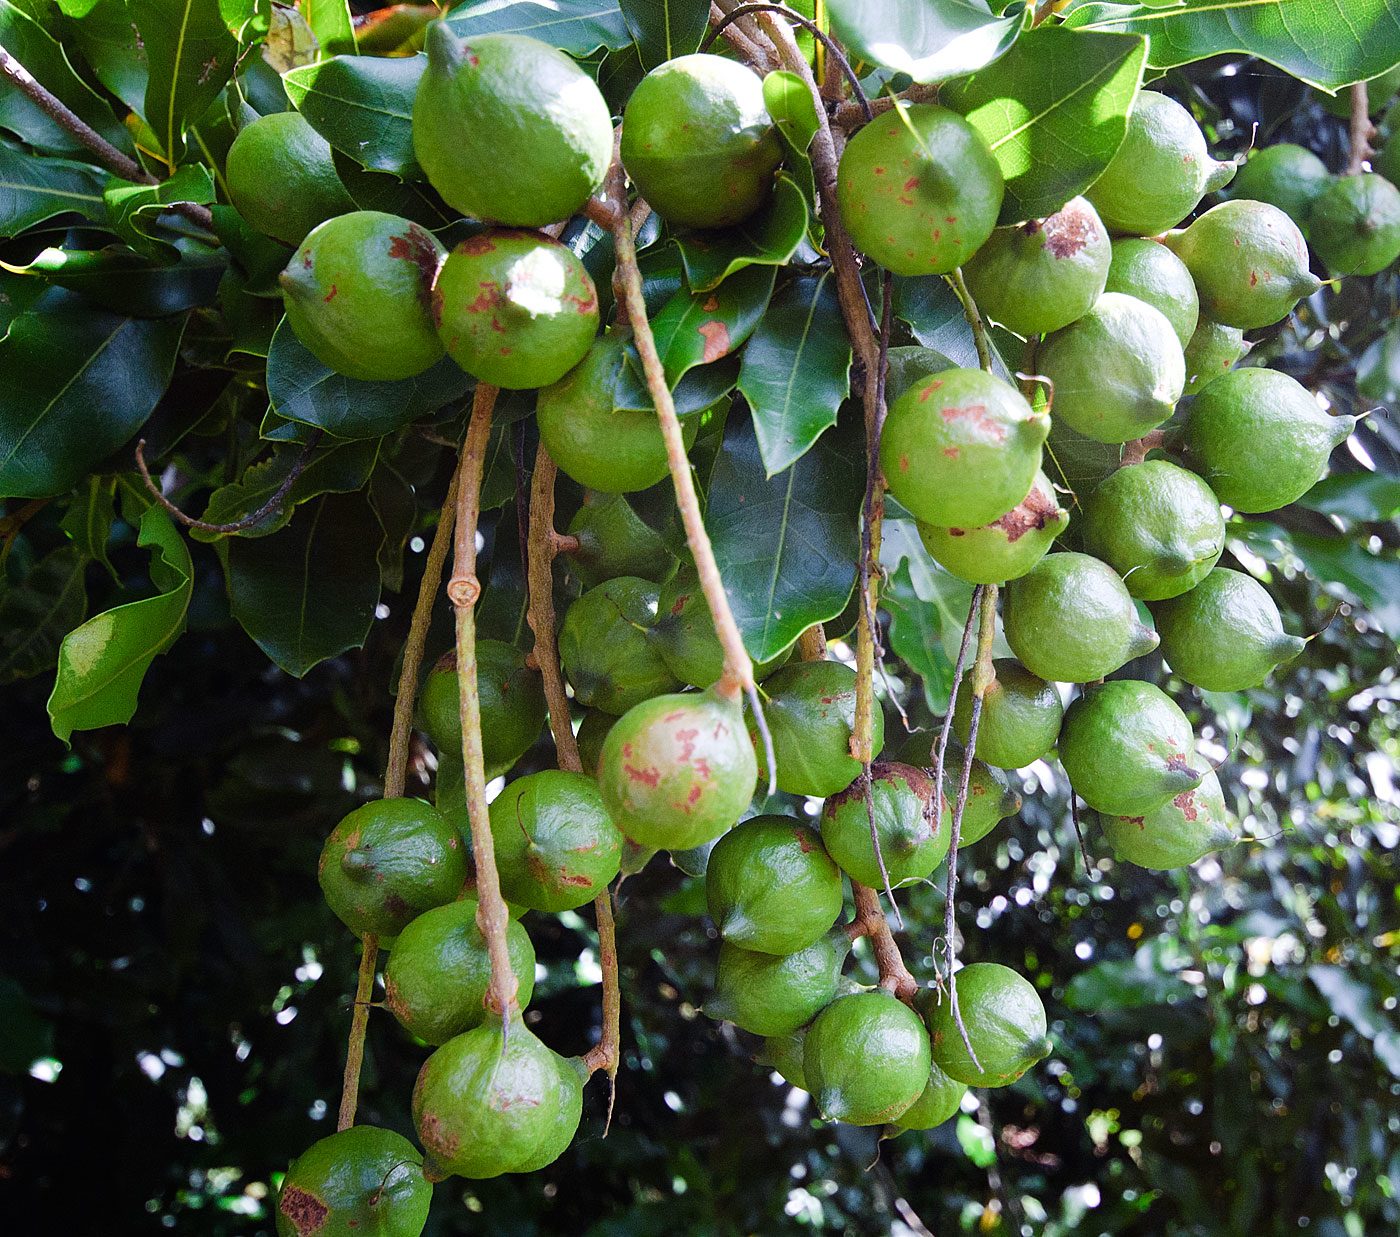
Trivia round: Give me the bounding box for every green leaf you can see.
[618,0,710,70]
[707,406,863,662]
[737,272,851,477]
[132,0,239,164]
[0,141,107,237]
[762,71,819,210]
[942,26,1146,224]
[64,0,149,112]
[224,490,387,677]
[1045,418,1122,500]
[266,318,471,440]
[444,0,633,55]
[0,268,44,338]
[59,474,118,579]
[651,263,776,385]
[675,175,811,293]
[0,0,133,157]
[103,164,217,257]
[891,274,1015,377]
[613,352,742,415]
[0,291,185,499]
[1064,957,1197,1011]
[0,544,87,684]
[47,503,193,741]
[302,0,357,56]
[1309,965,1400,1077]
[827,0,1025,83]
[1066,0,1400,93]
[1262,526,1400,640]
[282,53,425,178]
[1357,319,1400,404]
[7,245,227,318]
[1298,473,1400,524]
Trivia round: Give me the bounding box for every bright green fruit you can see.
[276,1126,431,1237]
[889,1057,967,1134]
[557,576,678,715]
[821,762,949,890]
[621,54,783,229]
[804,992,932,1125]
[318,799,466,938]
[418,642,546,776]
[1228,143,1333,235]
[413,25,611,226]
[1084,90,1235,235]
[597,687,757,850]
[1102,769,1237,870]
[1181,367,1355,512]
[433,230,599,389]
[1182,319,1248,395]
[489,771,622,912]
[919,470,1069,585]
[538,331,700,492]
[1104,238,1199,348]
[575,709,616,778]
[384,900,536,1045]
[226,112,354,247]
[954,659,1063,770]
[1163,200,1321,330]
[1037,293,1185,443]
[961,197,1111,337]
[751,660,884,798]
[881,367,1048,527]
[566,488,679,587]
[1375,134,1400,185]
[654,566,791,689]
[1153,567,1306,692]
[412,1013,582,1178]
[896,737,1024,847]
[1307,172,1400,276]
[708,933,848,1036]
[1059,680,1203,817]
[1004,552,1160,683]
[761,1025,810,1089]
[706,815,843,954]
[837,104,1003,276]
[281,211,445,381]
[923,963,1052,1088]
[1081,461,1225,600]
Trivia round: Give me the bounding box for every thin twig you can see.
[946,267,993,372]
[832,83,940,129]
[708,3,775,70]
[851,883,918,1001]
[134,434,323,535]
[336,932,379,1131]
[1348,82,1374,175]
[1069,793,1095,878]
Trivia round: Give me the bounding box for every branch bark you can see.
[336,933,379,1131]
[1348,82,1374,175]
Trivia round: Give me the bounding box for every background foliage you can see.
[1,1,1399,1234]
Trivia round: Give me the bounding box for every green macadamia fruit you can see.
[803,992,932,1125]
[880,367,1048,528]
[1081,460,1225,600]
[962,198,1112,337]
[1085,90,1235,235]
[280,211,445,381]
[707,934,848,1037]
[557,576,678,715]
[1037,293,1185,443]
[1307,172,1400,276]
[1153,567,1306,692]
[276,1126,431,1237]
[432,229,599,389]
[226,111,354,247]
[1059,680,1204,817]
[318,798,466,938]
[821,762,950,890]
[654,565,791,690]
[413,25,612,226]
[418,642,546,777]
[954,659,1063,770]
[918,470,1069,585]
[889,1056,967,1133]
[837,104,1004,275]
[1181,367,1355,512]
[923,963,1052,1088]
[1228,143,1334,236]
[566,487,680,587]
[621,54,783,229]
[1182,320,1249,395]
[1104,237,1200,348]
[1102,769,1236,870]
[1004,552,1160,683]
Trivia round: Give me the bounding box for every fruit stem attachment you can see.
[1348,82,1374,175]
[449,384,519,1019]
[525,445,621,1089]
[851,883,918,1001]
[1120,429,1166,468]
[0,42,213,230]
[946,267,994,373]
[336,932,379,1131]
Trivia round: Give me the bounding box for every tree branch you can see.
[336,932,379,1131]
[851,883,918,1001]
[1348,82,1374,175]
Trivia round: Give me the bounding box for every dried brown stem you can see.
[336,932,379,1131]
[1348,82,1374,175]
[796,624,828,661]
[709,2,776,70]
[833,84,941,129]
[851,883,917,1001]
[1120,428,1166,468]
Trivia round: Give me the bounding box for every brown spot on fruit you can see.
[1248,271,1259,286]
[1172,791,1199,821]
[675,728,699,761]
[939,403,1007,441]
[903,176,919,191]
[991,486,1060,542]
[663,711,686,724]
[943,446,960,459]
[323,284,338,303]
[898,453,910,472]
[279,1185,330,1235]
[699,320,730,362]
[559,871,593,887]
[389,226,444,289]
[459,235,496,256]
[1043,205,1095,259]
[949,527,966,537]
[796,828,814,853]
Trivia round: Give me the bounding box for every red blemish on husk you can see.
[323,284,338,303]
[670,594,689,616]
[675,728,699,761]
[940,403,1006,441]
[949,527,966,537]
[1125,816,1146,829]
[279,1185,330,1235]
[898,453,910,472]
[943,446,960,459]
[796,829,814,853]
[1248,271,1259,286]
[902,176,919,191]
[686,785,703,807]
[459,235,496,256]
[624,763,660,787]
[991,486,1059,543]
[389,226,444,292]
[664,711,686,723]
[699,321,730,362]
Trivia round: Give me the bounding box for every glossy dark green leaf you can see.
[0,142,107,237]
[676,175,810,293]
[0,544,87,685]
[827,0,1025,83]
[737,272,851,477]
[332,151,459,229]
[1066,0,1400,93]
[266,318,471,440]
[64,0,149,111]
[282,53,425,178]
[619,0,710,71]
[891,274,1015,378]
[614,352,742,415]
[761,70,819,209]
[706,406,862,662]
[0,0,133,156]
[48,503,192,741]
[444,0,633,55]
[0,291,185,499]
[224,489,387,677]
[370,463,417,591]
[59,474,118,579]
[7,245,226,317]
[0,268,44,337]
[103,164,217,257]
[1298,473,1400,524]
[1064,957,1196,1012]
[1045,418,1122,500]
[302,0,357,56]
[942,26,1146,223]
[651,263,775,385]
[132,0,239,163]
[1262,526,1400,641]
